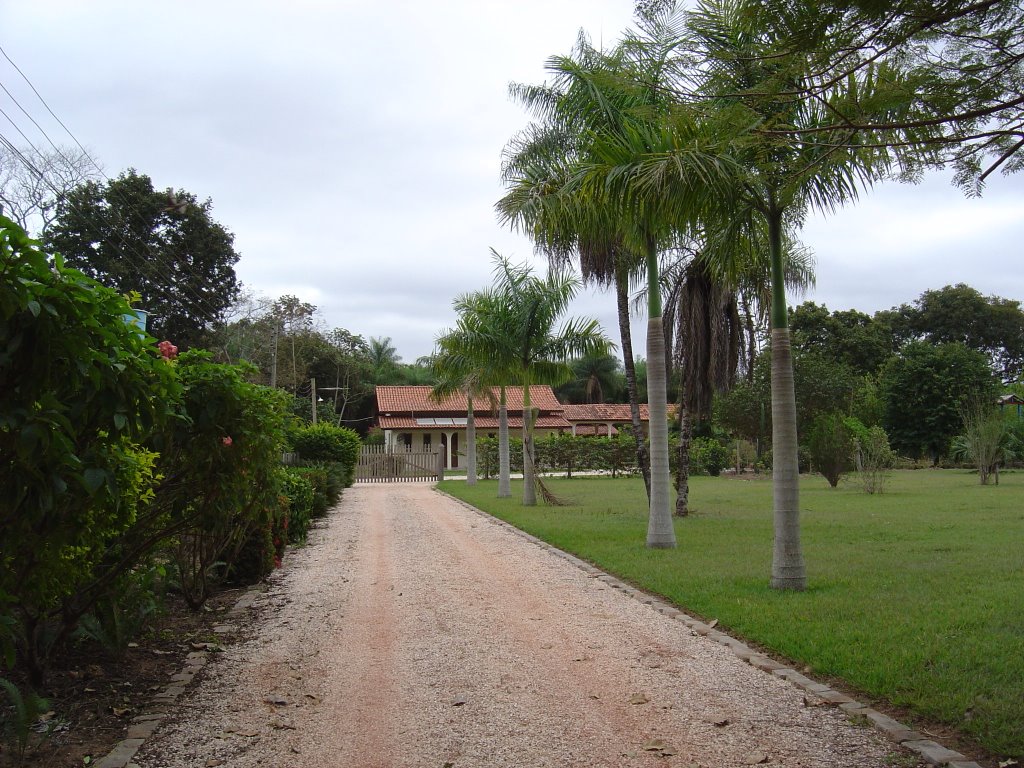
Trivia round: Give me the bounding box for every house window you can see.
[401,433,412,448]
[423,433,431,449]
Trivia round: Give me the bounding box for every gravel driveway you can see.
[135,483,916,768]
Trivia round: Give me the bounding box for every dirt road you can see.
[136,484,913,768]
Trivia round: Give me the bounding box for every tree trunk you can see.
[498,386,511,498]
[522,383,537,506]
[675,406,691,517]
[768,204,806,590]
[742,293,757,383]
[466,395,477,486]
[644,243,676,549]
[617,268,652,499]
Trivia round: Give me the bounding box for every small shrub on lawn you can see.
[806,411,855,487]
[689,437,731,476]
[291,424,360,487]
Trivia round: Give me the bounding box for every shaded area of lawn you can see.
[439,470,1024,759]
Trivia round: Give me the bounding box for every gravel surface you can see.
[136,483,920,768]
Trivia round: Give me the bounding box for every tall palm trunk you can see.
[768,204,805,590]
[522,381,537,506]
[616,268,652,499]
[466,395,477,486]
[675,406,691,516]
[498,385,511,497]
[644,242,676,548]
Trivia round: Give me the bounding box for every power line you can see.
[0,57,230,326]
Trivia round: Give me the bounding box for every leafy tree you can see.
[889,284,1024,382]
[44,169,239,348]
[879,341,997,462]
[743,0,1024,190]
[790,301,895,375]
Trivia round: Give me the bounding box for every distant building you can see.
[997,393,1024,418]
[374,385,570,468]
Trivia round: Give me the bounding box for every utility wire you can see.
[0,62,228,324]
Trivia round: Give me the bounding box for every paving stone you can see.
[126,719,162,739]
[946,762,984,768]
[131,713,165,723]
[169,672,194,683]
[839,701,868,713]
[185,651,206,661]
[748,655,785,673]
[95,738,145,768]
[815,689,855,704]
[901,739,966,766]
[212,624,236,634]
[860,708,922,742]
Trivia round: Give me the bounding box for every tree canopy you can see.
[45,169,240,348]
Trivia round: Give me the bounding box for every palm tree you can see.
[442,286,519,497]
[609,0,900,586]
[558,351,624,404]
[487,254,611,505]
[500,38,656,499]
[498,32,727,542]
[368,336,401,383]
[431,333,500,487]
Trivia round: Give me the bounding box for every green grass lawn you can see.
[439,470,1024,759]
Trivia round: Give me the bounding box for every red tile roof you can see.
[561,403,675,422]
[376,385,564,415]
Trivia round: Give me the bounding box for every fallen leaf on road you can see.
[708,619,718,629]
[452,695,468,706]
[270,720,296,730]
[263,696,288,706]
[744,752,769,764]
[711,716,730,727]
[629,693,650,705]
[205,760,224,767]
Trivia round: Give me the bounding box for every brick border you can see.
[436,488,983,768]
[93,585,263,768]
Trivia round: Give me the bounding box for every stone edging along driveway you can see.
[434,488,983,768]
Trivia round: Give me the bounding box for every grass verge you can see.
[439,470,1024,759]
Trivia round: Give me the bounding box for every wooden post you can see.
[311,378,317,425]
[436,447,444,481]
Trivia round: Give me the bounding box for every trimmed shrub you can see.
[280,468,315,542]
[689,437,731,476]
[806,411,855,487]
[291,424,360,487]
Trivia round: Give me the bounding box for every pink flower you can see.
[222,436,233,446]
[158,340,178,360]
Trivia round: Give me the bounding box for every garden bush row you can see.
[474,430,736,479]
[0,217,358,693]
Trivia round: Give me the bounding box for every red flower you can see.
[158,340,178,360]
[222,436,233,446]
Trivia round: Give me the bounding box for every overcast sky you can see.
[3,1,1022,362]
